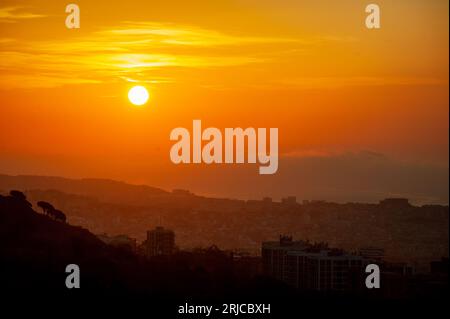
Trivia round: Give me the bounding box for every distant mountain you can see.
[0,173,169,206]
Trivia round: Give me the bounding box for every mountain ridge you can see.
[0,173,171,206]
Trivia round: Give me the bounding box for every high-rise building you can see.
[262,236,368,292]
[281,196,297,207]
[285,250,366,291]
[262,235,309,280]
[146,226,175,256]
[358,246,385,262]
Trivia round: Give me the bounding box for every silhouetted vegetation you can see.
[37,200,54,215]
[36,200,66,222]
[0,191,289,300]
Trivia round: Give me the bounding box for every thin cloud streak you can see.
[276,76,448,89]
[1,21,439,90]
[0,22,292,88]
[0,6,46,23]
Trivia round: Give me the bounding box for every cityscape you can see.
[1,174,447,306]
[2,174,445,271]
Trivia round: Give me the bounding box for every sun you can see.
[128,86,149,106]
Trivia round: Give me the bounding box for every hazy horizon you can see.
[0,164,448,205]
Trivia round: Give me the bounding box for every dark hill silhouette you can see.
[0,192,156,295]
[0,173,169,206]
[0,192,289,300]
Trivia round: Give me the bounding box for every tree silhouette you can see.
[37,201,54,216]
[9,190,26,201]
[36,199,67,223]
[48,208,66,223]
[9,190,32,207]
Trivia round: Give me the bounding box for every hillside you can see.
[0,173,169,206]
[0,192,159,296]
[0,192,285,302]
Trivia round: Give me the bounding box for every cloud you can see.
[99,22,298,46]
[0,38,15,43]
[0,6,46,23]
[0,22,291,88]
[1,20,443,90]
[277,76,447,89]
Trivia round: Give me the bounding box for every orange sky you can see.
[0,0,448,203]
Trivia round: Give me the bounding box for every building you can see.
[262,236,367,292]
[358,246,385,262]
[145,226,175,256]
[262,235,309,280]
[284,250,366,291]
[379,198,411,209]
[430,258,449,275]
[281,196,297,207]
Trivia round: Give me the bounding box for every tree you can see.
[9,190,32,207]
[37,201,54,215]
[51,209,67,223]
[9,190,26,201]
